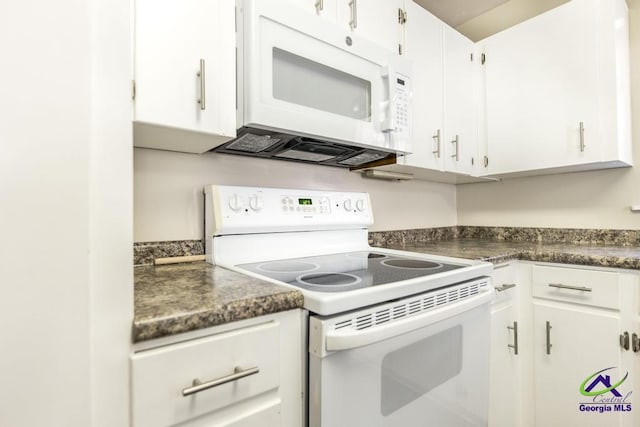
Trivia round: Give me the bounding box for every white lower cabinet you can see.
[130,310,303,427]
[489,262,639,427]
[489,262,532,427]
[533,302,624,427]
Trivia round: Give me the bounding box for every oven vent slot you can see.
[375,309,391,324]
[331,281,486,333]
[392,305,407,319]
[408,300,421,315]
[334,319,353,330]
[436,293,448,305]
[423,296,435,309]
[356,314,373,330]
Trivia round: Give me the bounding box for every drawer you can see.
[131,321,280,427]
[491,264,517,305]
[532,265,619,309]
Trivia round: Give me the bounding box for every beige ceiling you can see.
[413,0,571,41]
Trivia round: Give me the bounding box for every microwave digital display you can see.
[298,198,313,205]
[397,78,405,86]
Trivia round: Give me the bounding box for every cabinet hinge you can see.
[398,8,407,24]
[484,156,489,168]
[131,80,136,100]
[481,53,486,65]
[470,53,474,62]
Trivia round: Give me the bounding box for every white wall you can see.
[0,0,132,426]
[456,0,640,230]
[134,148,457,242]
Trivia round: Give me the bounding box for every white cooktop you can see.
[204,184,493,315]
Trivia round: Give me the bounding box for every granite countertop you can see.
[133,234,640,342]
[381,239,640,270]
[133,261,303,342]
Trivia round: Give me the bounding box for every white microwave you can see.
[214,0,413,168]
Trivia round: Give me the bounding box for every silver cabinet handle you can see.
[507,321,519,355]
[548,283,592,292]
[432,129,441,158]
[315,0,323,13]
[450,135,459,161]
[545,321,552,355]
[620,331,630,351]
[579,121,585,152]
[197,59,206,110]
[349,0,357,29]
[495,283,516,292]
[182,366,259,397]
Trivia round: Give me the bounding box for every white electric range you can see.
[205,184,494,427]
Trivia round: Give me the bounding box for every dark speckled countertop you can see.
[133,230,640,343]
[133,262,303,342]
[381,239,640,270]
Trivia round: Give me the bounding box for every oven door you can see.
[238,0,411,154]
[308,282,492,427]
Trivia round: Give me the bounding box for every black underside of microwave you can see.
[211,127,395,169]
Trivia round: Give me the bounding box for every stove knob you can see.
[356,199,365,212]
[343,199,353,211]
[227,194,243,212]
[249,194,264,211]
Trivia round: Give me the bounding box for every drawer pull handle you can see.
[182,366,259,397]
[495,283,516,292]
[548,283,592,292]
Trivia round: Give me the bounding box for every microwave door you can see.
[240,0,411,153]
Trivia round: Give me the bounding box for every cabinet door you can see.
[134,0,236,141]
[534,302,626,427]
[443,26,477,176]
[481,0,600,175]
[490,301,519,427]
[336,0,404,53]
[489,264,521,427]
[399,2,444,171]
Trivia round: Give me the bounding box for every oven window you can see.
[272,48,371,121]
[380,325,463,416]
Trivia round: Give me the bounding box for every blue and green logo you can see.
[578,367,632,414]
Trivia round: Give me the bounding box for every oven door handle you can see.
[324,288,494,353]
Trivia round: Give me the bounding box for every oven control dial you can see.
[355,199,365,212]
[343,199,353,212]
[227,194,244,212]
[249,194,264,212]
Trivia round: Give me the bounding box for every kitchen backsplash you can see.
[134,226,640,266]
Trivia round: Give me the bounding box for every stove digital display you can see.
[298,198,313,205]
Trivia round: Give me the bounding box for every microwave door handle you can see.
[379,66,394,133]
[324,287,494,352]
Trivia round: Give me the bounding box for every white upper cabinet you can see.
[288,0,404,54]
[443,26,478,176]
[399,1,444,172]
[336,0,405,54]
[399,3,478,177]
[133,0,236,153]
[478,0,632,177]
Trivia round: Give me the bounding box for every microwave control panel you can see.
[392,73,411,136]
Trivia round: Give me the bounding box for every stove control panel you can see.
[205,185,373,235]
